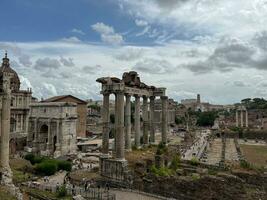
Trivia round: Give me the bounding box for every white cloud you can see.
[60,36,81,43]
[135,19,148,26]
[71,28,85,35]
[60,56,75,67]
[34,57,62,71]
[91,22,124,45]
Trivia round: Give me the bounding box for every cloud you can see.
[18,54,32,66]
[60,56,75,67]
[91,22,124,45]
[60,36,81,43]
[135,19,148,26]
[82,65,102,74]
[115,47,144,61]
[133,58,174,74]
[71,28,85,35]
[34,57,62,71]
[233,81,248,87]
[42,83,58,97]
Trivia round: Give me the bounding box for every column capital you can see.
[142,95,148,100]
[102,91,110,96]
[125,93,131,98]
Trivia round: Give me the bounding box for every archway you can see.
[39,124,48,151]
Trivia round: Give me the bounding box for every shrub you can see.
[56,185,67,197]
[156,142,167,155]
[57,160,72,171]
[190,157,199,166]
[24,154,35,165]
[170,155,180,170]
[150,165,173,177]
[35,161,57,176]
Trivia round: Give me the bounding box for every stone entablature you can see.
[27,102,77,157]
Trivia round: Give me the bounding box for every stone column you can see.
[115,92,125,160]
[134,95,141,148]
[46,119,52,155]
[54,120,61,157]
[142,96,149,145]
[240,110,243,127]
[102,92,110,154]
[0,73,12,180]
[149,96,155,143]
[32,118,38,152]
[245,110,248,127]
[125,94,131,150]
[20,114,23,132]
[235,110,239,127]
[161,96,168,144]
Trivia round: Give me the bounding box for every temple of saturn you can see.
[235,106,248,128]
[96,71,169,183]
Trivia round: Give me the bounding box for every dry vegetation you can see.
[240,144,267,167]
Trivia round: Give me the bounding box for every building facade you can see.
[27,102,77,157]
[42,95,87,138]
[0,53,32,154]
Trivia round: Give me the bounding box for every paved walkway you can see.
[111,190,166,200]
[206,138,222,165]
[225,138,239,162]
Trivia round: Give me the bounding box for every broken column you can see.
[102,92,110,154]
[161,96,168,144]
[125,94,131,150]
[142,96,149,144]
[115,92,125,160]
[134,95,141,147]
[0,72,12,184]
[149,96,155,143]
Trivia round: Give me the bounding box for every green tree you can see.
[196,111,217,127]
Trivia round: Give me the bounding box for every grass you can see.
[69,170,100,182]
[240,144,267,167]
[0,186,16,200]
[12,170,34,184]
[22,187,72,200]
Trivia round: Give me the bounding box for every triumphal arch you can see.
[96,71,169,184]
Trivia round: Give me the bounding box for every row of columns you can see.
[236,110,248,128]
[101,92,168,160]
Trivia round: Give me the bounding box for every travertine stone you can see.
[0,73,12,176]
[240,110,243,127]
[161,96,168,144]
[134,95,141,147]
[245,110,248,127]
[142,96,149,145]
[125,94,131,150]
[102,92,110,154]
[235,111,238,127]
[115,92,125,160]
[149,96,155,143]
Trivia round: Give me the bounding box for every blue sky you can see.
[1,0,267,104]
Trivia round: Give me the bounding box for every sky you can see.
[1,0,267,104]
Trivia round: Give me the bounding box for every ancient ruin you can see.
[236,106,248,128]
[27,102,78,157]
[97,71,169,183]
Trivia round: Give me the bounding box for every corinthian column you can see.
[149,96,155,143]
[102,92,110,154]
[161,96,168,144]
[115,92,125,160]
[125,94,131,150]
[134,95,141,148]
[0,73,12,181]
[142,96,149,145]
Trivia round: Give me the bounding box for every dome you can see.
[0,53,21,92]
